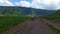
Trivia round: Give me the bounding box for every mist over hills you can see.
[0,6,56,16]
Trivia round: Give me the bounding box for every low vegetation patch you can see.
[0,16,29,34]
[46,23,60,34]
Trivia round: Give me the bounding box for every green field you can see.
[0,16,29,33]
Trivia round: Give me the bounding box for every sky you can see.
[0,0,60,10]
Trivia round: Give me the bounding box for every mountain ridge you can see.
[0,6,56,16]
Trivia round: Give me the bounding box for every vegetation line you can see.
[46,23,60,34]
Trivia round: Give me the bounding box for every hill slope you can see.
[0,6,55,16]
[44,9,60,19]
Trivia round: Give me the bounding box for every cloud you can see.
[0,0,60,10]
[31,0,60,10]
[15,0,60,10]
[0,0,14,6]
[15,1,31,7]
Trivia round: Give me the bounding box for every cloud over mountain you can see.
[0,0,60,10]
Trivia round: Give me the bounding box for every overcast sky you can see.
[0,0,60,10]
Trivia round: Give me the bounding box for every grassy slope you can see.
[46,23,60,34]
[44,10,60,34]
[0,16,29,34]
[44,10,60,19]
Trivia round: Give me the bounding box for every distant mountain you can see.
[44,9,60,19]
[0,6,56,16]
[31,8,55,16]
[47,9,60,16]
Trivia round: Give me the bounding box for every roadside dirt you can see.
[50,19,60,29]
[2,18,56,34]
[40,18,60,30]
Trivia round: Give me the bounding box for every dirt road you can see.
[2,18,55,34]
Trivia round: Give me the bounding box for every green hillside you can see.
[44,9,60,19]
